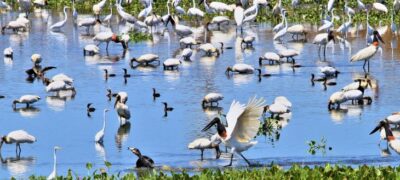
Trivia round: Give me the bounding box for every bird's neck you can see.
[217,122,227,139]
[53,150,57,175]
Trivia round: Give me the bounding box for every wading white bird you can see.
[202,97,265,166]
[259,52,281,65]
[313,31,335,57]
[274,96,292,109]
[370,121,400,154]
[328,91,346,110]
[49,6,69,31]
[78,18,101,34]
[350,30,384,71]
[0,130,36,155]
[202,93,224,107]
[199,0,233,14]
[116,3,137,24]
[225,63,255,74]
[187,0,204,19]
[83,44,100,56]
[1,20,27,33]
[179,37,198,48]
[180,48,193,61]
[273,10,287,41]
[95,109,109,143]
[234,2,244,33]
[45,80,75,92]
[13,95,41,109]
[188,134,221,160]
[51,73,73,84]
[163,58,181,70]
[264,101,290,118]
[373,2,388,13]
[167,16,193,37]
[114,94,130,125]
[93,0,107,18]
[47,146,61,180]
[130,54,160,66]
[93,32,126,50]
[287,24,306,40]
[199,43,220,56]
[3,47,13,58]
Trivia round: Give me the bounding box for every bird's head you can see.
[370,120,387,135]
[225,67,232,74]
[12,100,18,109]
[87,103,92,108]
[328,31,336,43]
[263,105,270,114]
[104,109,109,113]
[96,19,102,24]
[202,117,221,132]
[54,146,62,151]
[128,147,141,157]
[130,58,137,65]
[373,30,384,45]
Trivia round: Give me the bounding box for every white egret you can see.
[47,146,61,180]
[234,2,244,33]
[95,109,109,144]
[49,6,69,31]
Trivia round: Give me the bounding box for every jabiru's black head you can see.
[372,30,385,44]
[328,31,335,43]
[370,120,387,135]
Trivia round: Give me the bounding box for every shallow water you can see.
[1,10,400,178]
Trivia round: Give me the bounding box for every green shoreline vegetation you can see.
[21,164,400,179]
[3,0,399,26]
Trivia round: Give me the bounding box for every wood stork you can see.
[128,147,154,168]
[350,30,384,72]
[373,2,388,13]
[274,96,292,110]
[83,44,100,56]
[287,24,307,40]
[328,91,346,110]
[319,66,340,77]
[278,49,299,64]
[114,95,131,125]
[207,16,230,30]
[313,31,335,57]
[342,79,370,92]
[225,63,255,75]
[202,93,223,107]
[259,52,281,65]
[163,58,181,70]
[187,0,204,19]
[1,20,27,33]
[180,48,193,61]
[93,0,107,19]
[199,43,220,56]
[179,37,198,48]
[49,6,69,32]
[12,95,40,109]
[95,109,108,144]
[273,10,287,41]
[3,47,13,58]
[0,130,36,155]
[264,103,290,118]
[47,146,61,180]
[130,54,160,66]
[188,134,221,160]
[199,0,233,14]
[44,80,75,92]
[343,88,372,105]
[167,16,193,37]
[241,36,255,48]
[202,97,265,166]
[78,18,101,34]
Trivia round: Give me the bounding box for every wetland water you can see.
[0,10,400,178]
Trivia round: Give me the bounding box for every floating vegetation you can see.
[307,137,333,155]
[258,117,283,145]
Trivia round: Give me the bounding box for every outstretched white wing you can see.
[226,100,246,135]
[229,97,265,142]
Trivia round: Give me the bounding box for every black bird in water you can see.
[128,147,154,168]
[123,68,131,78]
[152,88,160,100]
[104,69,115,79]
[162,102,173,112]
[106,89,117,101]
[87,103,96,117]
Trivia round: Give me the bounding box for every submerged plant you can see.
[307,137,332,155]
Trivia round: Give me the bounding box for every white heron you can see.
[202,97,265,166]
[273,10,287,41]
[47,146,61,180]
[116,2,137,24]
[350,30,384,72]
[93,0,107,19]
[313,31,335,57]
[234,2,244,33]
[202,93,224,107]
[225,63,254,75]
[138,2,153,19]
[0,130,36,155]
[187,0,204,19]
[95,109,109,143]
[49,6,69,32]
[13,95,41,109]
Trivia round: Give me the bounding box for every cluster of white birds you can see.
[1,0,400,177]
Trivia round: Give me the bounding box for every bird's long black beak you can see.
[377,33,385,44]
[202,118,219,131]
[370,122,383,135]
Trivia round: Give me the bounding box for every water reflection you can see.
[115,122,131,150]
[0,155,35,177]
[95,143,107,161]
[13,107,40,118]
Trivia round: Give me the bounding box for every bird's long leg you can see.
[238,152,252,166]
[201,149,204,161]
[318,45,321,56]
[106,42,109,51]
[363,60,367,71]
[323,45,326,57]
[368,60,370,72]
[18,144,21,154]
[224,153,234,167]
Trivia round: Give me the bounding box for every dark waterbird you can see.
[128,147,154,168]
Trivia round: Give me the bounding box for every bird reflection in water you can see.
[13,107,40,118]
[0,154,35,177]
[115,122,131,150]
[46,90,75,111]
[94,142,107,161]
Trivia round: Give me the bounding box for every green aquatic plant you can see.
[257,117,283,145]
[129,31,153,43]
[307,137,332,155]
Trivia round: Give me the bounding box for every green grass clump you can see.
[23,164,400,179]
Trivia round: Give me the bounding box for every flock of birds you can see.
[0,0,399,178]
